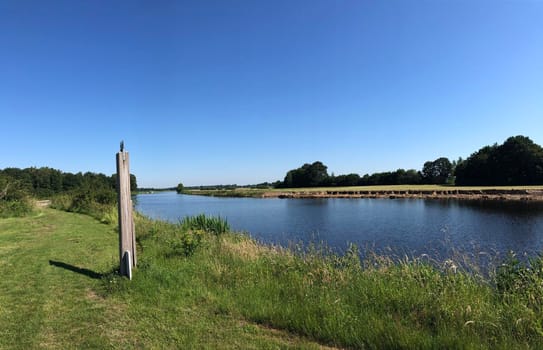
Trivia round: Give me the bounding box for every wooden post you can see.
[116,148,136,279]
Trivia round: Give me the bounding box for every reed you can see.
[179,214,230,235]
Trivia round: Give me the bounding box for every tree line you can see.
[0,166,138,218]
[277,135,543,188]
[0,166,137,198]
[455,135,543,186]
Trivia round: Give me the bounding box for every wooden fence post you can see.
[116,145,136,279]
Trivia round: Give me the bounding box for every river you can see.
[135,191,543,261]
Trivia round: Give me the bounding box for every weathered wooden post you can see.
[116,141,136,279]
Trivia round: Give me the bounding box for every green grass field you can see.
[2,208,543,349]
[0,209,336,349]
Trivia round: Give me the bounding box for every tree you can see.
[304,161,329,187]
[130,174,138,192]
[281,161,329,188]
[422,157,452,184]
[176,183,185,194]
[455,136,543,186]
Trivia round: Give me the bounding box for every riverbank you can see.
[3,208,543,348]
[184,185,543,201]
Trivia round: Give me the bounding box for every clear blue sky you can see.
[1,1,542,188]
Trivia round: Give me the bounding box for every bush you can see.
[51,187,117,222]
[0,198,34,218]
[0,175,34,217]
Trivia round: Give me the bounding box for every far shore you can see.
[183,185,543,201]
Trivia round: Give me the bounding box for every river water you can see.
[135,192,543,260]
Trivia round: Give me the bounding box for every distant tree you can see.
[455,136,543,186]
[396,169,422,185]
[0,174,28,201]
[0,166,138,199]
[176,183,185,194]
[333,173,361,187]
[271,180,283,188]
[422,157,453,184]
[358,169,421,186]
[305,161,329,187]
[130,174,138,192]
[281,161,329,188]
[454,146,496,185]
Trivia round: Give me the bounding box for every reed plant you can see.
[179,214,230,235]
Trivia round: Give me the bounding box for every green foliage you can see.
[496,252,543,313]
[0,166,138,198]
[456,135,543,185]
[129,214,228,259]
[278,162,423,188]
[359,168,422,186]
[50,185,117,223]
[422,157,453,184]
[0,174,34,218]
[180,214,230,235]
[281,161,330,188]
[0,199,34,218]
[176,182,184,194]
[167,229,203,257]
[274,135,542,189]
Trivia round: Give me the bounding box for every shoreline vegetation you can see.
[182,184,543,201]
[3,206,543,348]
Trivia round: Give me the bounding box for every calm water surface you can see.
[136,192,543,259]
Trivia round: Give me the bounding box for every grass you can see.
[185,188,268,197]
[0,209,119,348]
[2,208,543,348]
[0,209,338,349]
[184,184,543,197]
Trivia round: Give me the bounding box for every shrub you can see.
[0,198,34,218]
[50,187,118,222]
[0,175,34,217]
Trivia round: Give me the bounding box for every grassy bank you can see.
[183,184,543,198]
[2,208,543,348]
[183,188,268,197]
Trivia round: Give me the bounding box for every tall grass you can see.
[113,214,543,349]
[179,214,230,235]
